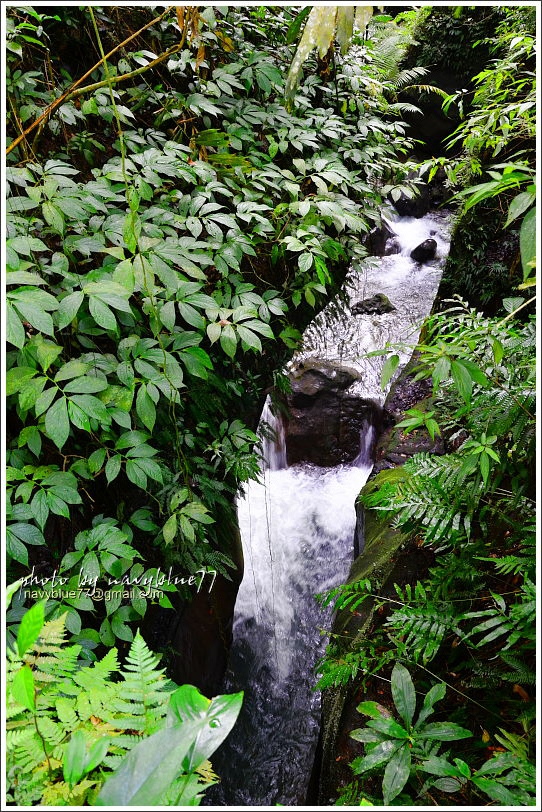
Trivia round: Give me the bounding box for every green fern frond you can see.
[387,102,422,116]
[498,653,535,685]
[35,716,65,746]
[384,604,453,664]
[392,66,430,88]
[109,631,172,734]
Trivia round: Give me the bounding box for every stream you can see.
[206,208,452,806]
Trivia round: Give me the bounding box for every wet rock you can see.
[167,511,244,696]
[289,361,359,397]
[384,236,401,255]
[351,293,396,316]
[364,223,394,256]
[410,238,437,263]
[391,183,432,218]
[285,361,383,467]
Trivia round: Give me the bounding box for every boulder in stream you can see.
[410,237,437,263]
[351,293,396,316]
[285,361,383,467]
[364,223,394,256]
[384,236,401,255]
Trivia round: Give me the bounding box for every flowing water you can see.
[206,209,452,806]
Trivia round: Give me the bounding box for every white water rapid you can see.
[207,209,452,806]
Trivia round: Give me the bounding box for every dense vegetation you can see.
[5,4,428,804]
[315,5,536,806]
[4,3,536,807]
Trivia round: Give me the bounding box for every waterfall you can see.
[353,418,376,468]
[206,207,453,807]
[259,396,287,471]
[209,434,375,806]
[383,209,446,257]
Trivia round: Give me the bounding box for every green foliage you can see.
[6,609,241,806]
[418,7,536,310]
[350,664,471,805]
[6,3,427,651]
[319,299,535,805]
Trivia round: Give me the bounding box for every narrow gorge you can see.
[208,207,453,805]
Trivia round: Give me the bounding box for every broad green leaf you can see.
[81,552,100,582]
[11,665,36,711]
[419,722,472,741]
[63,730,87,788]
[42,201,65,234]
[162,514,177,545]
[135,457,163,483]
[110,611,134,642]
[89,296,118,331]
[298,252,313,273]
[236,325,262,352]
[350,728,387,744]
[64,376,109,394]
[432,776,464,793]
[504,192,535,227]
[136,385,156,432]
[84,736,110,773]
[6,579,24,609]
[391,663,416,729]
[11,298,55,336]
[240,319,274,338]
[381,354,400,390]
[220,324,237,358]
[383,745,411,805]
[126,460,147,489]
[6,530,29,566]
[519,207,536,279]
[159,300,176,331]
[415,682,446,728]
[419,755,465,778]
[88,448,107,474]
[167,686,244,772]
[456,358,489,387]
[69,394,110,424]
[450,359,473,403]
[30,490,49,530]
[357,701,388,719]
[96,719,205,806]
[7,302,25,348]
[57,291,84,329]
[6,366,37,395]
[286,7,311,43]
[17,601,45,657]
[45,396,70,449]
[471,776,519,806]
[352,739,402,775]
[34,336,63,372]
[367,717,409,739]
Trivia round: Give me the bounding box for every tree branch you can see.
[6,5,174,156]
[64,43,183,102]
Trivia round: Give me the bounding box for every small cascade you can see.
[259,396,287,471]
[206,207,453,807]
[208,428,375,806]
[383,209,447,257]
[299,207,453,403]
[353,418,376,468]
